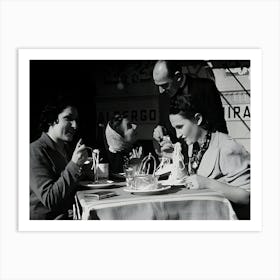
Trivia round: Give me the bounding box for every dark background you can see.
[30,60,250,147]
[30,60,157,146]
[30,60,100,146]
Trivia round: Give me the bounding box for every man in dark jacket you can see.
[152,60,228,157]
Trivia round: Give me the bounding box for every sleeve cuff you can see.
[67,160,83,179]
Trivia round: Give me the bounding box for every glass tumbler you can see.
[124,166,135,189]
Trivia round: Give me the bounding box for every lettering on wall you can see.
[97,108,158,125]
[223,104,250,121]
[96,96,159,126]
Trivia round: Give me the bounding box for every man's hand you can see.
[153,125,174,158]
[160,137,174,158]
[153,125,167,142]
[71,139,88,167]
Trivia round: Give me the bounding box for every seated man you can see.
[30,96,89,220]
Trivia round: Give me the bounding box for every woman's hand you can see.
[184,175,209,190]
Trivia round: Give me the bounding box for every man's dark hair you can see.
[39,95,77,132]
[160,60,212,79]
[160,60,183,78]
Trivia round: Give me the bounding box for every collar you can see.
[39,132,67,152]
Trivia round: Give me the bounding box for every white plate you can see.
[123,185,171,195]
[79,180,114,188]
[159,179,186,186]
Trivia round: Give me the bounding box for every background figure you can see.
[30,96,89,220]
[104,114,144,174]
[152,60,228,159]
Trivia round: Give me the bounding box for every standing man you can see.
[152,60,228,157]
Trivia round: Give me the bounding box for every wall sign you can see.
[97,108,158,125]
[96,96,159,126]
[223,104,250,121]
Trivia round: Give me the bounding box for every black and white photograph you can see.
[19,49,258,227]
[2,1,280,280]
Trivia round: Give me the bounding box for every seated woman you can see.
[104,114,143,174]
[165,93,250,217]
[30,96,89,220]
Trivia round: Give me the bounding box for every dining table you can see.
[74,178,237,220]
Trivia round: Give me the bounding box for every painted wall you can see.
[94,61,158,140]
[94,61,251,152]
[96,95,159,140]
[213,68,250,152]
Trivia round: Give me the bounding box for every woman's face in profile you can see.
[119,118,137,143]
[169,113,199,145]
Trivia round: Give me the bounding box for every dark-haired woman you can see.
[30,97,89,220]
[167,94,250,218]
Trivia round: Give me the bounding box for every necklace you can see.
[188,131,211,175]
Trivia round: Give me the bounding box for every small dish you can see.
[79,180,114,188]
[123,185,171,195]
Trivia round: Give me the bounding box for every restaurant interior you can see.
[29,59,251,220]
[30,60,250,150]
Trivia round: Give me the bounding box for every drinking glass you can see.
[124,166,135,189]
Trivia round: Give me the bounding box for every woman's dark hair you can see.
[169,93,210,130]
[169,85,227,133]
[108,114,125,137]
[39,95,77,132]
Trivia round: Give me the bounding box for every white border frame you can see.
[18,48,262,231]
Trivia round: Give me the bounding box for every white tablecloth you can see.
[75,183,237,220]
